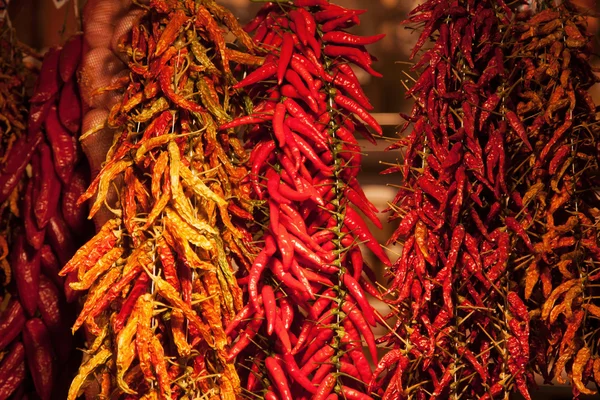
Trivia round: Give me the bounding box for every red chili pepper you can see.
[34,143,61,229]
[0,342,26,399]
[333,72,373,111]
[23,179,46,250]
[61,167,89,236]
[251,140,276,198]
[278,295,294,330]
[314,373,336,400]
[345,207,390,266]
[234,62,278,89]
[262,285,277,335]
[278,33,295,85]
[59,34,82,82]
[112,273,150,333]
[505,110,533,151]
[249,249,269,311]
[11,235,41,317]
[219,113,274,130]
[267,168,292,205]
[0,131,42,204]
[342,300,378,364]
[266,356,293,400]
[280,353,317,393]
[505,216,534,251]
[23,319,55,400]
[341,386,373,400]
[321,13,360,33]
[227,311,264,361]
[324,31,385,46]
[31,48,60,104]
[0,300,26,352]
[46,214,76,266]
[273,103,287,147]
[342,272,377,327]
[301,346,335,375]
[57,79,82,134]
[37,275,64,334]
[285,116,328,149]
[45,106,79,184]
[333,92,382,135]
[294,0,327,6]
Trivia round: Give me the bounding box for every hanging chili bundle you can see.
[0,19,88,400]
[60,1,260,398]
[372,0,543,398]
[506,3,600,396]
[226,1,388,399]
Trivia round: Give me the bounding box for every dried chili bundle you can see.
[506,3,600,395]
[225,1,388,398]
[59,1,259,398]
[372,0,543,398]
[0,21,88,400]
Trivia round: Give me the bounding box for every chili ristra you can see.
[226,1,386,398]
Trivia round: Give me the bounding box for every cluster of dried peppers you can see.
[59,1,262,398]
[375,0,600,399]
[226,1,388,399]
[509,4,600,396]
[0,21,88,400]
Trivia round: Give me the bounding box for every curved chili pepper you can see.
[266,356,293,400]
[345,207,390,265]
[31,48,60,104]
[333,92,382,135]
[234,62,277,89]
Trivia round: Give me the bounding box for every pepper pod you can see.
[225,1,388,399]
[503,3,600,396]
[0,19,87,400]
[59,1,260,398]
[372,0,546,398]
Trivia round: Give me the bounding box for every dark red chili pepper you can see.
[37,275,64,334]
[505,110,533,151]
[23,318,55,400]
[61,167,89,236]
[59,34,82,82]
[11,235,41,317]
[23,180,46,250]
[34,143,61,228]
[0,342,25,399]
[46,213,76,265]
[505,216,534,251]
[31,48,60,104]
[45,105,79,184]
[0,132,43,204]
[0,300,26,352]
[57,80,82,134]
